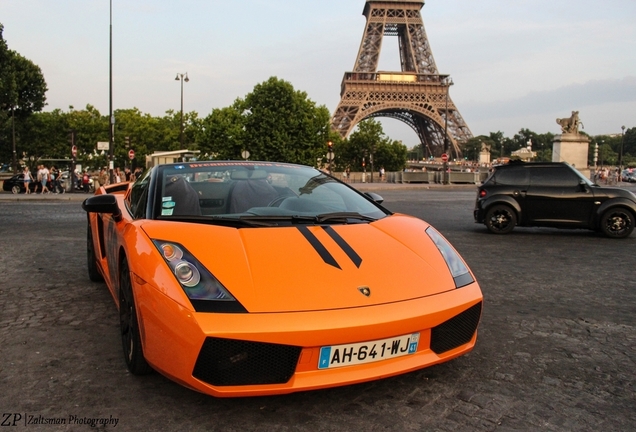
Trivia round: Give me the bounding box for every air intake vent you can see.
[430,302,482,354]
[193,338,302,386]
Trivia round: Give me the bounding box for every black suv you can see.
[474,162,636,238]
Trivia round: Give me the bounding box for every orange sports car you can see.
[82,161,482,397]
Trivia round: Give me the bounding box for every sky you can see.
[2,0,635,147]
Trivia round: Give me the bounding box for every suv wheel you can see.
[600,208,634,239]
[485,205,517,234]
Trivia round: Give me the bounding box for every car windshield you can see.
[154,162,388,225]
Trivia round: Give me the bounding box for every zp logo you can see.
[1,413,22,427]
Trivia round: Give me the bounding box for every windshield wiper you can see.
[315,212,376,223]
[159,215,277,227]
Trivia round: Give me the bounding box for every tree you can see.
[341,119,407,172]
[197,104,246,160]
[240,77,332,166]
[0,23,48,170]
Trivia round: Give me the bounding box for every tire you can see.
[87,225,104,282]
[11,185,20,194]
[600,208,634,239]
[119,259,152,375]
[485,204,517,234]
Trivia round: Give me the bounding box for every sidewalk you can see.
[0,191,89,202]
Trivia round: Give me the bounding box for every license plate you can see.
[318,333,420,369]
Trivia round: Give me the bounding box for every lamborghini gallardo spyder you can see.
[82,161,483,397]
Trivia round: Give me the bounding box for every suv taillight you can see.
[479,189,487,198]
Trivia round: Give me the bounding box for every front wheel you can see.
[600,208,634,239]
[11,185,21,194]
[485,205,517,234]
[119,260,152,375]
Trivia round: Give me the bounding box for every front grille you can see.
[430,302,482,354]
[193,337,302,387]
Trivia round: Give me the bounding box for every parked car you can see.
[82,161,483,397]
[2,173,37,194]
[475,161,636,238]
[621,169,636,183]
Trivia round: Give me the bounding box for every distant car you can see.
[475,161,636,238]
[2,173,37,194]
[82,161,483,398]
[621,169,636,183]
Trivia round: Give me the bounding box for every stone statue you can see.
[556,111,583,134]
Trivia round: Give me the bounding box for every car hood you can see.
[141,215,459,313]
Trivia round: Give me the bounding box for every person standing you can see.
[98,167,109,189]
[23,166,32,194]
[82,170,91,193]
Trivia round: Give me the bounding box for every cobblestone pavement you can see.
[0,190,634,431]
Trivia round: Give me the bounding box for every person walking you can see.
[50,165,60,193]
[23,166,32,194]
[38,164,50,194]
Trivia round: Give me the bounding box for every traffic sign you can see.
[128,149,135,160]
[71,145,77,158]
[441,153,449,162]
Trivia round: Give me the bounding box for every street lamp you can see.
[443,76,453,185]
[620,125,626,171]
[175,72,190,149]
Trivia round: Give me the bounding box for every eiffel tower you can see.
[331,0,472,157]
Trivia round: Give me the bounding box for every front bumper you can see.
[135,281,483,397]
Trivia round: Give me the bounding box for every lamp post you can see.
[620,125,626,172]
[443,76,453,185]
[108,0,114,170]
[175,73,189,149]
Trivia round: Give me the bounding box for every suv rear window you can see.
[530,166,579,187]
[489,167,529,187]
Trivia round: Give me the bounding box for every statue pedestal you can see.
[552,133,590,176]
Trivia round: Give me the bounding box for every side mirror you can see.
[365,192,384,204]
[82,194,122,221]
[578,180,590,193]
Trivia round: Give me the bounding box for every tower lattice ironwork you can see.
[331,0,472,157]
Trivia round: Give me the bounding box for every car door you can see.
[525,166,596,227]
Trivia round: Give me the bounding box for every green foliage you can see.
[0,23,48,167]
[240,77,331,165]
[337,119,407,171]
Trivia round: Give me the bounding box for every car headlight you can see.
[425,227,475,288]
[153,240,246,313]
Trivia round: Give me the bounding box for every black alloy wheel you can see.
[485,204,517,234]
[119,260,152,375]
[87,225,104,282]
[600,208,635,239]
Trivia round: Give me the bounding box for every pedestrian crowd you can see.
[23,164,64,194]
[20,164,144,194]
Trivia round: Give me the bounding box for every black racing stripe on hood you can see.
[322,226,362,268]
[297,226,341,269]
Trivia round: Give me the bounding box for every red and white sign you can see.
[128,149,135,160]
[441,153,449,162]
[71,145,77,158]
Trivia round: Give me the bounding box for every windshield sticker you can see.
[162,200,176,215]
[162,196,172,202]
